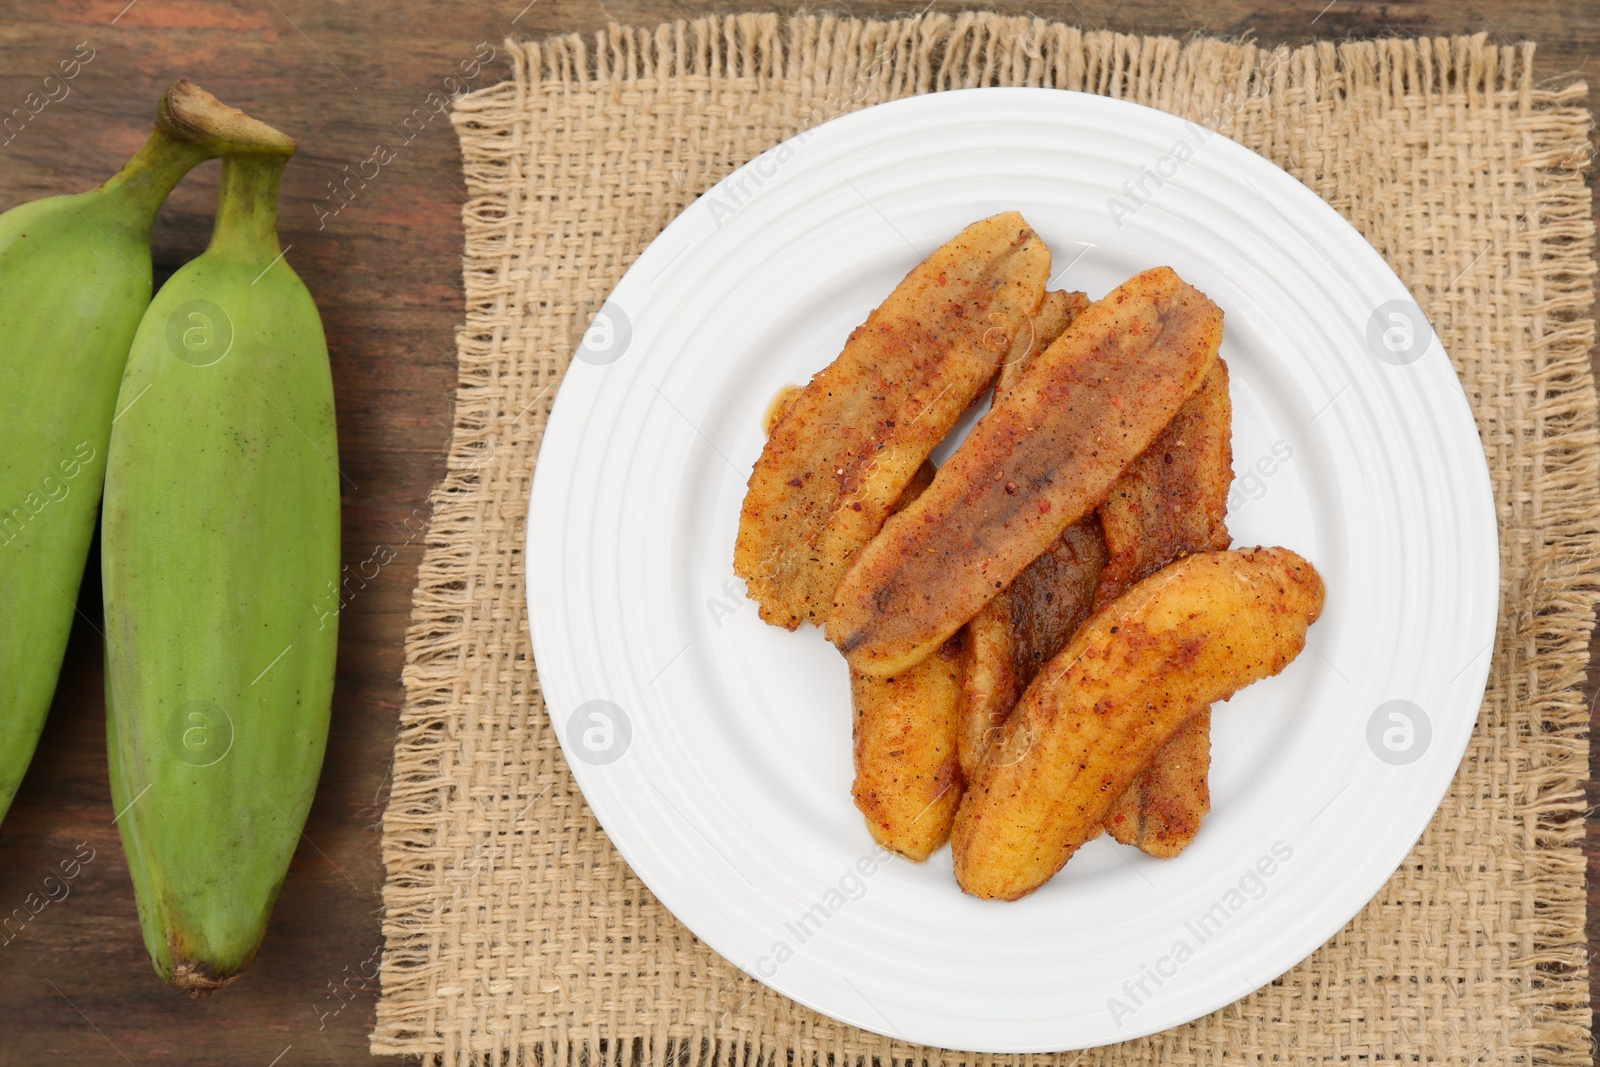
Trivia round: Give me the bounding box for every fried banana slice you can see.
[995,289,1089,397]
[763,381,958,859]
[851,459,961,859]
[1094,360,1234,603]
[1102,715,1210,855]
[846,295,1088,859]
[961,368,1230,847]
[831,266,1224,676]
[951,547,1324,901]
[959,516,1105,782]
[957,290,1095,781]
[1098,359,1234,857]
[734,212,1051,631]
[851,631,966,861]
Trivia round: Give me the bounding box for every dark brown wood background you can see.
[0,1,1590,1063]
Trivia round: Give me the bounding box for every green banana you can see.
[102,114,340,992]
[0,80,269,826]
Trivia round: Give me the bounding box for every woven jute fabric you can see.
[373,14,1597,1064]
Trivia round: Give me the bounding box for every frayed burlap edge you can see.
[376,13,1597,1065]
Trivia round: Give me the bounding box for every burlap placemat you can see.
[373,14,1597,1064]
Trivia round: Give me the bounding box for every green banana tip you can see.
[157,79,296,159]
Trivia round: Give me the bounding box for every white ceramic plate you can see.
[526,88,1497,1052]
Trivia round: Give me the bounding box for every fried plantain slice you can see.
[951,547,1324,901]
[851,629,966,861]
[848,294,1088,860]
[1098,359,1234,857]
[1101,715,1210,856]
[734,212,1051,631]
[763,385,961,859]
[963,363,1233,849]
[1094,360,1234,604]
[850,459,961,859]
[957,291,1095,781]
[959,514,1105,783]
[994,288,1090,398]
[830,266,1224,676]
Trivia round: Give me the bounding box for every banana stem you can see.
[92,79,296,242]
[95,126,215,229]
[208,153,287,264]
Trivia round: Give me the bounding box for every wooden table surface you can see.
[0,1,1591,1063]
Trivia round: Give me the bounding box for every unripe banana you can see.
[0,80,271,826]
[103,119,339,992]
